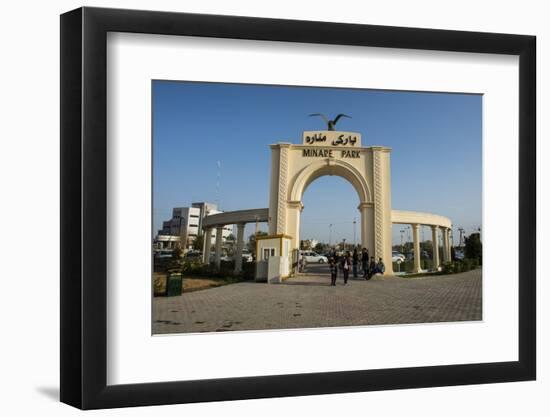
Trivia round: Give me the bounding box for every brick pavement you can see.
[153,266,482,334]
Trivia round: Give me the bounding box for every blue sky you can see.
[153,81,482,245]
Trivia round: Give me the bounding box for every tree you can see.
[314,242,329,253]
[464,232,482,263]
[224,233,236,256]
[420,240,433,257]
[192,234,204,251]
[247,231,267,254]
[172,246,183,259]
[402,241,413,255]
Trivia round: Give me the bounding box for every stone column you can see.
[287,201,303,251]
[442,228,450,263]
[202,228,212,264]
[214,226,223,269]
[441,227,449,263]
[431,225,440,271]
[234,223,246,274]
[412,223,421,273]
[358,202,375,255]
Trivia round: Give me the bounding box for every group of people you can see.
[328,248,385,286]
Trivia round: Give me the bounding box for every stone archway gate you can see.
[201,129,453,279]
[268,130,394,272]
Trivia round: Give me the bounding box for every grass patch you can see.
[399,266,481,279]
[153,272,246,296]
[183,276,245,293]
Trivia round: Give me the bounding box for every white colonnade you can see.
[392,210,452,274]
[201,208,269,274]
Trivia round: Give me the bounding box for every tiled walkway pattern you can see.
[153,267,482,334]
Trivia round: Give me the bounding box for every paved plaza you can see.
[153,265,482,334]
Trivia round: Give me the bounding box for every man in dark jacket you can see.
[340,251,351,284]
[367,256,376,280]
[329,257,338,286]
[361,248,369,279]
[352,248,359,278]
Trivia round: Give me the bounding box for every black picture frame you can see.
[60,6,536,410]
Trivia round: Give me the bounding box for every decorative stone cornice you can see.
[269,142,292,149]
[357,202,374,209]
[369,146,392,153]
[287,200,304,211]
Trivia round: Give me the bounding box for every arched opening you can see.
[285,164,377,280]
[300,175,362,253]
[289,159,371,203]
[286,159,376,262]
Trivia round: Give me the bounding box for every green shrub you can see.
[442,262,454,274]
[440,259,480,275]
[242,262,255,280]
[464,233,482,265]
[177,259,247,279]
[393,260,415,273]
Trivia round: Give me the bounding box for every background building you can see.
[155,202,233,250]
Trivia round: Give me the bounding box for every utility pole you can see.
[329,223,333,246]
[400,229,405,252]
[215,160,221,209]
[458,227,465,247]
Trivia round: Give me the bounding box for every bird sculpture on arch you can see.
[309,113,352,131]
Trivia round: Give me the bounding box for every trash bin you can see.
[165,272,183,297]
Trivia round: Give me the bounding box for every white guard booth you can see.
[255,234,293,283]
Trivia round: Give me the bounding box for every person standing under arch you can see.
[361,247,369,279]
[329,257,338,286]
[341,251,351,284]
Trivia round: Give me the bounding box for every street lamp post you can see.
[329,223,333,246]
[353,218,357,247]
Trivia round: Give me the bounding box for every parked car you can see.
[241,250,254,263]
[300,251,328,263]
[405,250,429,260]
[209,253,231,262]
[184,251,202,260]
[392,251,405,262]
[155,249,174,259]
